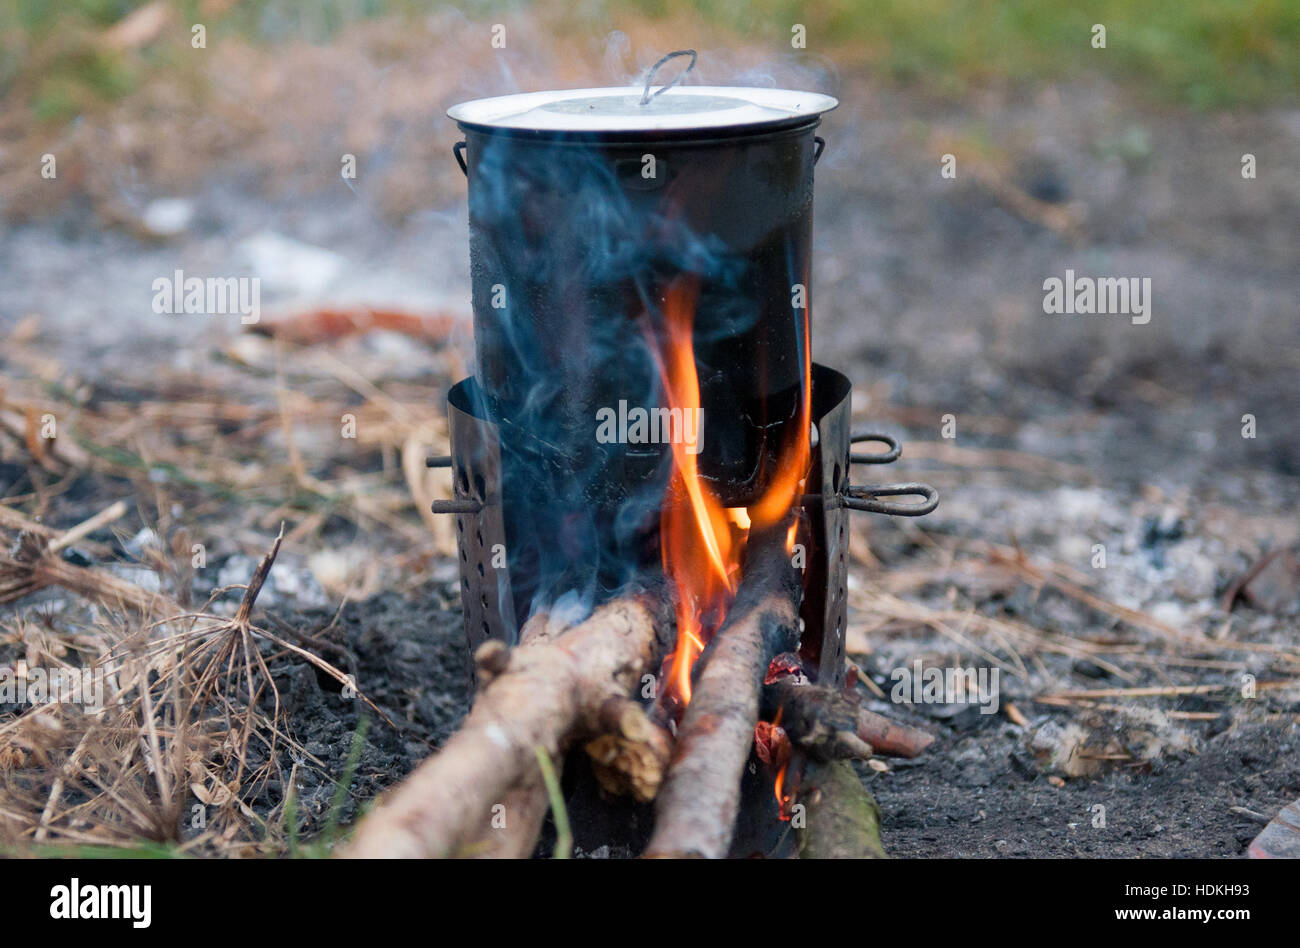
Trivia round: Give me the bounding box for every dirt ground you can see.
[1,20,1297,856]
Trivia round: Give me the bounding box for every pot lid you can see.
[447,86,839,134]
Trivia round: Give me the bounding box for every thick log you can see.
[796,759,888,859]
[343,594,672,858]
[458,611,564,859]
[460,774,555,859]
[644,525,802,858]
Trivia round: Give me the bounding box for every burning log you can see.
[343,594,673,859]
[763,677,874,761]
[644,524,803,858]
[763,678,936,760]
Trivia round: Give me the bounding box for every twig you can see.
[1038,680,1295,701]
[47,499,129,554]
[1035,697,1221,720]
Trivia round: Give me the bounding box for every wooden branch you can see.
[764,678,936,760]
[584,697,673,803]
[856,708,936,759]
[459,773,555,859]
[795,759,887,859]
[342,594,672,858]
[644,524,802,858]
[763,678,873,760]
[457,611,568,859]
[47,500,128,554]
[0,506,59,538]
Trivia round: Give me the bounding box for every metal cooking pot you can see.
[447,61,839,605]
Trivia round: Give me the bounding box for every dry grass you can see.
[0,312,462,588]
[0,310,462,855]
[0,511,388,855]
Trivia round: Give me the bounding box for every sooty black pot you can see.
[447,79,838,609]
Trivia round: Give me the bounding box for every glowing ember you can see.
[755,710,793,818]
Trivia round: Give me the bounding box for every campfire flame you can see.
[657,279,737,706]
[655,278,813,715]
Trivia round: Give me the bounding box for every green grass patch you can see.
[3,0,1295,118]
[634,0,1300,108]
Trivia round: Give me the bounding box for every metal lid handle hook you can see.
[639,49,697,106]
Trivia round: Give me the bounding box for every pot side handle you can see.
[453,140,468,177]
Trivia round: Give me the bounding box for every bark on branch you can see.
[644,524,802,858]
[342,594,672,858]
[763,678,936,760]
[795,759,888,859]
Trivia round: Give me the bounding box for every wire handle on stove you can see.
[850,431,901,464]
[841,483,939,517]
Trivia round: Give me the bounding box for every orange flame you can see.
[655,277,813,712]
[657,279,736,705]
[755,708,792,818]
[772,707,790,819]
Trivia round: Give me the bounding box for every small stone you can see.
[1242,551,1300,615]
[141,198,194,237]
